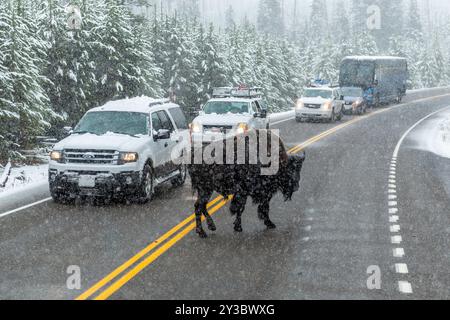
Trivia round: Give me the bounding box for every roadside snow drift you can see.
[411,110,450,159]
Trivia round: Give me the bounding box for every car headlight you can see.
[322,101,332,110]
[236,123,249,135]
[296,101,304,110]
[352,99,363,107]
[190,122,202,134]
[119,152,139,164]
[50,150,63,162]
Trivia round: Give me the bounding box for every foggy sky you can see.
[196,0,450,28]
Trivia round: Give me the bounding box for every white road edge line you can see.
[0,198,52,219]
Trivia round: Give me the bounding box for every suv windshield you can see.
[74,111,149,136]
[341,87,363,97]
[303,89,333,99]
[203,101,250,115]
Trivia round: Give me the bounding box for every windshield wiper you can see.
[73,131,97,135]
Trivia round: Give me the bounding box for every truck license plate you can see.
[79,175,96,188]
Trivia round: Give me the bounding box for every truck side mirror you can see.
[254,110,268,119]
[154,129,171,140]
[63,126,73,135]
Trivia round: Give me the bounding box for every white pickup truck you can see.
[48,97,189,203]
[190,87,270,143]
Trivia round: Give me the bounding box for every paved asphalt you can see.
[0,88,450,300]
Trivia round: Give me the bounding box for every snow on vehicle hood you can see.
[300,97,331,104]
[193,114,252,126]
[54,132,146,151]
[344,96,362,103]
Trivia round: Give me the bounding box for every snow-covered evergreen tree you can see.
[197,24,228,104]
[257,0,284,37]
[0,1,57,159]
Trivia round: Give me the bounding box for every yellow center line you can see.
[77,106,395,301]
[93,197,230,300]
[76,195,224,300]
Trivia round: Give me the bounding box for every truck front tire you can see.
[137,164,154,204]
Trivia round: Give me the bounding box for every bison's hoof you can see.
[207,220,217,231]
[196,229,208,238]
[265,221,277,229]
[234,225,243,233]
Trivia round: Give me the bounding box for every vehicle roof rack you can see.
[212,87,233,98]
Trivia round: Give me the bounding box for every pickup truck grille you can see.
[305,104,321,109]
[64,149,119,165]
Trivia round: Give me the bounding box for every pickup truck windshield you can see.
[74,111,149,136]
[203,101,250,115]
[303,89,333,99]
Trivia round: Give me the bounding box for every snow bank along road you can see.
[1,87,450,299]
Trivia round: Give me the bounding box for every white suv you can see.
[295,87,344,122]
[190,87,270,143]
[48,97,189,203]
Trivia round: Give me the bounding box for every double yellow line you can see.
[76,111,384,301]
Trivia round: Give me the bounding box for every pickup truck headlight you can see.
[119,152,139,164]
[322,101,333,110]
[190,122,202,134]
[295,101,304,110]
[50,150,63,162]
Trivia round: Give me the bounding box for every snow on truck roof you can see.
[88,96,174,113]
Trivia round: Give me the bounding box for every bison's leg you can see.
[258,201,276,230]
[195,190,212,238]
[201,193,216,232]
[230,193,247,232]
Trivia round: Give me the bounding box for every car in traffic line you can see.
[341,86,367,115]
[295,86,344,122]
[48,97,189,203]
[190,87,270,143]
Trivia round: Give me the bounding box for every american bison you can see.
[188,130,306,238]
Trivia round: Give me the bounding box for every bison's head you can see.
[280,152,305,201]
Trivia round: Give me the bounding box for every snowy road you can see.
[1,88,450,299]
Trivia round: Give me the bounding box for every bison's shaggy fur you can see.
[188,131,305,238]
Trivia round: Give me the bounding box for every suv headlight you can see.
[352,99,363,107]
[296,101,304,110]
[236,123,249,135]
[119,152,139,164]
[50,150,63,163]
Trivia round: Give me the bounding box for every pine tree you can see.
[332,0,351,43]
[165,17,201,117]
[38,0,103,127]
[0,1,57,159]
[225,5,235,32]
[257,0,284,37]
[197,24,228,104]
[310,0,328,38]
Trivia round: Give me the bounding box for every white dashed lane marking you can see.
[388,107,450,295]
